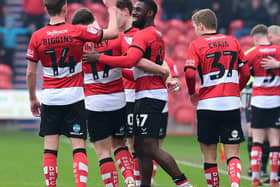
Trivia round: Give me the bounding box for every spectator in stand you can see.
[234,0,272,38]
[0,0,5,26]
[0,17,30,70]
[68,0,84,3]
[22,0,45,30]
[211,0,230,34]
[162,0,192,20]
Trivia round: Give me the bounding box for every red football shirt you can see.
[131,26,167,101]
[83,37,125,111]
[120,27,139,102]
[26,23,103,105]
[98,26,168,101]
[184,33,248,111]
[246,45,280,108]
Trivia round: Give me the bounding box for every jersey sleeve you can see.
[184,42,200,71]
[110,36,122,54]
[236,39,249,68]
[78,25,103,43]
[26,33,39,63]
[129,31,147,55]
[166,57,179,77]
[244,46,256,67]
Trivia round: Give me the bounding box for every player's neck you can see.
[143,21,154,29]
[257,38,271,46]
[201,29,217,36]
[123,17,133,31]
[49,15,66,25]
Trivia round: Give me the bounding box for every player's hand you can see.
[166,78,181,92]
[190,93,199,106]
[161,67,170,82]
[103,0,116,8]
[82,45,100,63]
[30,98,41,117]
[261,56,280,69]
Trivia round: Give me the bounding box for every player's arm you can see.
[184,43,200,105]
[184,44,198,96]
[165,57,181,92]
[26,60,40,117]
[135,58,169,81]
[261,56,280,69]
[83,46,143,68]
[238,46,252,91]
[101,0,118,40]
[238,61,251,91]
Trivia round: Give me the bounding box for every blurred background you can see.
[0,0,278,135]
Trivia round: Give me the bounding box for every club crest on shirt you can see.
[87,26,98,34]
[156,30,162,36]
[124,36,133,45]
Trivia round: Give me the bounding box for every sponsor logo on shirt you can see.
[259,48,276,53]
[46,30,68,36]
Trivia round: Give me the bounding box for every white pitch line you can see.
[176,160,251,181]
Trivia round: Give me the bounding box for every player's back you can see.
[189,33,246,110]
[246,44,280,108]
[132,26,167,101]
[83,38,125,111]
[27,23,102,105]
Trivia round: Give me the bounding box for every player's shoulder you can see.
[31,25,48,38]
[109,36,122,47]
[245,46,257,56]
[124,27,139,37]
[135,26,162,38]
[271,44,280,51]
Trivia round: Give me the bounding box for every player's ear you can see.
[198,23,204,31]
[62,4,67,15]
[124,8,130,16]
[147,10,154,18]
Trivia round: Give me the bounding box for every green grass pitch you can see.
[0,131,271,186]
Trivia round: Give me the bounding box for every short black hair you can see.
[71,8,95,25]
[43,0,66,16]
[251,24,268,36]
[139,0,158,18]
[117,0,133,15]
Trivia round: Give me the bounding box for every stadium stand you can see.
[1,0,270,135]
[0,64,12,89]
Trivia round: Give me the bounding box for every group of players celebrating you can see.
[25,0,280,187]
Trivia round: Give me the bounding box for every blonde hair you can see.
[192,9,217,30]
[268,25,280,35]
